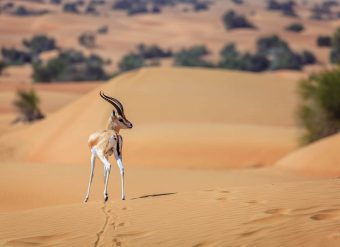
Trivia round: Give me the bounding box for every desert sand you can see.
[2,1,340,246]
[1,67,340,246]
[0,67,300,168]
[277,133,340,177]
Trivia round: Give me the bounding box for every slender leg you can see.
[116,158,125,200]
[97,153,111,202]
[84,152,96,203]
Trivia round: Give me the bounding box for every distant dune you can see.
[276,133,340,177]
[0,67,300,168]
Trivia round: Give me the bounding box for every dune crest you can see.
[276,133,340,177]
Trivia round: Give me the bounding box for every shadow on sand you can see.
[131,193,177,200]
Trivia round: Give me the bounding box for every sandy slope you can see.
[2,178,340,247]
[0,67,300,168]
[276,133,340,177]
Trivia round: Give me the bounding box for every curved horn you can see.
[99,91,123,116]
[101,91,125,113]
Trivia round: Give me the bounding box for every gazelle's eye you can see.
[119,119,124,122]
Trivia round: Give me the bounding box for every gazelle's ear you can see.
[111,110,116,117]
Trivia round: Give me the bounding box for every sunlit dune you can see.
[0,67,300,168]
[276,133,340,177]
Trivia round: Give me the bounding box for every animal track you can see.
[245,213,287,225]
[5,233,69,246]
[264,208,290,215]
[246,200,267,205]
[215,190,231,201]
[310,209,340,221]
[240,228,266,237]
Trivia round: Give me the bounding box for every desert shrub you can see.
[231,0,243,5]
[256,35,314,70]
[1,48,32,65]
[194,2,209,11]
[90,0,105,5]
[310,3,333,20]
[256,35,289,55]
[63,3,79,13]
[13,5,49,16]
[118,53,145,72]
[298,69,340,144]
[112,0,133,10]
[286,23,304,32]
[13,89,44,123]
[330,28,340,63]
[50,0,62,4]
[32,50,108,82]
[317,36,332,47]
[151,5,161,13]
[174,45,213,67]
[85,4,98,15]
[301,50,316,65]
[23,35,57,55]
[222,10,255,30]
[78,33,96,49]
[137,44,172,59]
[128,4,148,15]
[267,0,297,17]
[218,43,269,71]
[269,48,302,70]
[240,53,270,71]
[97,25,109,34]
[0,61,6,74]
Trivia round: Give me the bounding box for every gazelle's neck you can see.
[106,118,120,134]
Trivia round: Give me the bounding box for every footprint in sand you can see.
[215,190,231,201]
[5,233,69,246]
[246,200,267,205]
[245,208,291,225]
[115,231,153,241]
[113,238,122,246]
[291,206,319,214]
[264,208,290,215]
[310,209,340,221]
[240,228,267,238]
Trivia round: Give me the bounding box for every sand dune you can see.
[2,178,340,247]
[276,133,340,177]
[0,67,300,168]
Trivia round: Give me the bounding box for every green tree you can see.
[298,69,340,144]
[13,89,44,123]
[222,10,255,30]
[118,53,145,72]
[285,23,304,32]
[23,34,57,55]
[33,50,108,82]
[0,61,6,74]
[330,28,340,63]
[174,45,213,67]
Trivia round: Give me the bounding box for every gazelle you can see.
[84,91,133,203]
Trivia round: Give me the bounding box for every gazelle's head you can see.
[100,91,133,131]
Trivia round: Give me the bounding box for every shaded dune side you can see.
[0,67,299,168]
[276,133,340,177]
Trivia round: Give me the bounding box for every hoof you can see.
[84,197,89,203]
[104,195,108,202]
[122,196,126,201]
